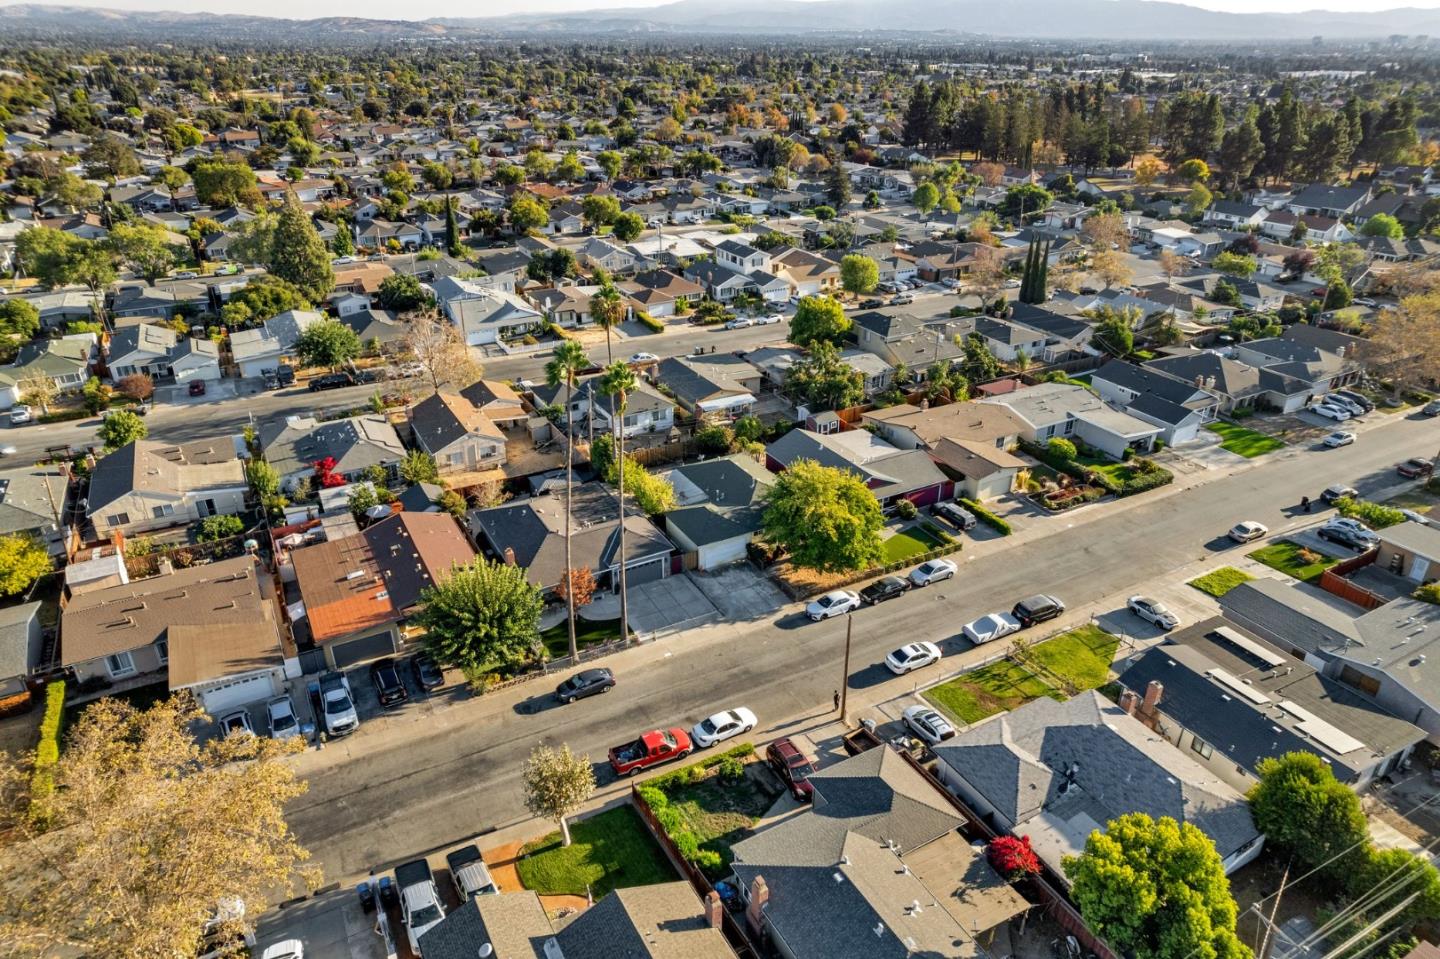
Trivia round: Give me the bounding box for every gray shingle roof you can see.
[1217,578,1361,658]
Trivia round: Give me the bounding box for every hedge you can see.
[959,497,1012,536]
[634,310,664,333]
[28,680,65,826]
[635,742,757,878]
[1333,497,1406,530]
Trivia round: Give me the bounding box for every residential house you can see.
[654,355,760,419]
[1373,521,1440,589]
[111,282,207,320]
[0,601,41,702]
[1231,336,1362,394]
[1287,184,1371,220]
[839,349,895,396]
[0,464,66,556]
[530,285,600,330]
[1203,201,1266,230]
[662,455,774,570]
[1146,349,1314,415]
[578,237,641,275]
[932,692,1264,878]
[974,317,1048,365]
[340,309,409,353]
[1116,617,1425,791]
[927,437,1027,502]
[0,335,95,405]
[981,382,1162,460]
[259,414,406,495]
[532,374,674,438]
[433,279,545,346]
[105,323,221,384]
[409,392,507,476]
[468,481,674,593]
[60,555,293,715]
[1217,577,1364,669]
[459,378,528,428]
[1329,598,1440,742]
[766,428,951,510]
[1259,210,1354,245]
[1089,360,1220,445]
[862,402,1025,453]
[773,247,841,297]
[620,269,703,319]
[1005,304,1095,362]
[87,438,247,538]
[290,511,475,669]
[229,309,324,379]
[357,218,423,251]
[851,310,976,372]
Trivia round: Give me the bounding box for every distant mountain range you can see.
[3,0,1440,42]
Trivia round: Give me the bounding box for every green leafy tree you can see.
[82,376,112,415]
[1212,251,1257,278]
[1186,182,1214,216]
[443,196,463,257]
[108,223,180,283]
[762,460,883,573]
[1361,214,1404,240]
[1064,813,1250,959]
[961,334,1003,383]
[789,295,850,347]
[1091,308,1137,357]
[377,273,428,313]
[0,533,51,597]
[0,299,41,340]
[912,182,940,214]
[1176,158,1211,182]
[522,744,596,848]
[246,459,280,500]
[1047,437,1077,461]
[416,560,544,675]
[16,227,81,288]
[787,340,865,411]
[546,339,591,662]
[400,450,440,485]
[839,254,879,296]
[294,320,361,371]
[507,194,549,234]
[190,160,259,207]
[1248,752,1370,877]
[581,195,622,229]
[221,276,310,326]
[97,410,147,451]
[611,212,645,243]
[198,514,246,542]
[268,194,334,302]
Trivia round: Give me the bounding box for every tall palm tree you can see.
[545,339,590,662]
[599,361,637,646]
[590,269,626,365]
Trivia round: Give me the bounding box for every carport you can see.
[328,629,399,670]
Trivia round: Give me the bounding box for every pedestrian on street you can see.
[833,689,840,712]
[1301,495,1312,512]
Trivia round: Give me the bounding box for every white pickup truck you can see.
[395,859,446,956]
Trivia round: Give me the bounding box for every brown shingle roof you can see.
[167,622,285,689]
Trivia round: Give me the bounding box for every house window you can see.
[106,651,136,678]
[155,640,168,665]
[449,452,465,465]
[1191,737,1214,760]
[151,504,175,519]
[109,513,131,527]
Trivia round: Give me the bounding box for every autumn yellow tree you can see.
[1369,293,1440,394]
[403,310,482,393]
[0,694,317,958]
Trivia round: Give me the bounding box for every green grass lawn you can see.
[1189,566,1256,597]
[516,805,676,899]
[1204,421,1286,458]
[664,766,783,869]
[1248,540,1339,584]
[1028,624,1121,691]
[540,617,624,659]
[926,660,1062,725]
[879,525,944,564]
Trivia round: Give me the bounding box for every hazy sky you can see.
[19,0,1440,19]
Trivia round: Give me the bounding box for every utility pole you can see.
[1255,858,1290,959]
[839,613,853,725]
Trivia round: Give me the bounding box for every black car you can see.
[859,298,885,309]
[309,372,355,392]
[555,668,615,704]
[411,654,444,691]
[274,365,296,386]
[1318,522,1379,551]
[1333,389,1375,413]
[859,575,911,606]
[370,658,409,708]
[1012,594,1065,627]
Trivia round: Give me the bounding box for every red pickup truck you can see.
[609,728,692,776]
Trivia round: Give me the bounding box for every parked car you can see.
[1319,519,1379,551]
[909,558,957,587]
[889,294,914,306]
[628,352,659,364]
[259,942,304,959]
[934,501,977,530]
[901,705,956,746]
[806,589,860,621]
[1012,594,1065,627]
[411,654,445,691]
[1321,484,1358,504]
[1398,458,1435,479]
[318,672,359,737]
[266,696,301,740]
[1323,431,1355,448]
[274,365,296,387]
[859,575,911,605]
[218,710,254,739]
[186,379,207,397]
[0,445,16,457]
[394,859,446,957]
[1127,596,1179,630]
[725,317,755,330]
[1228,521,1268,543]
[609,728,692,776]
[962,612,1022,645]
[308,372,355,392]
[9,405,32,425]
[885,641,942,675]
[756,313,783,325]
[262,374,281,391]
[690,707,757,748]
[554,667,615,704]
[1321,394,1365,417]
[1423,399,1440,417]
[859,298,885,309]
[1310,403,1350,422]
[370,658,408,708]
[174,270,199,279]
[766,737,816,801]
[445,844,499,900]
[1333,389,1374,413]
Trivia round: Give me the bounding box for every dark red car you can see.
[1398,458,1435,479]
[188,379,206,396]
[766,738,816,802]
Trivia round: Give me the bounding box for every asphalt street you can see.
[282,408,1437,883]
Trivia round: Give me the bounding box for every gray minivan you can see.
[1012,594,1065,627]
[934,501,977,531]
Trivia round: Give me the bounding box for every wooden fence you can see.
[1319,548,1387,611]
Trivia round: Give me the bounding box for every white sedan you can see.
[1126,596,1179,631]
[0,445,16,457]
[902,705,956,745]
[628,352,659,364]
[806,590,860,621]
[725,317,755,329]
[885,641,942,675]
[1228,521,1268,544]
[266,696,301,740]
[691,707,757,748]
[962,612,1022,645]
[1311,403,1351,422]
[756,313,783,325]
[909,558,957,587]
[1323,431,1356,448]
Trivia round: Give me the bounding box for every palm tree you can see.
[599,361,637,646]
[545,339,590,663]
[589,269,626,364]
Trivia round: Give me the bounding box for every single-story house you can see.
[0,602,42,702]
[106,323,221,384]
[1146,349,1314,415]
[654,355,760,419]
[766,427,952,511]
[531,374,674,439]
[0,464,67,556]
[409,392,507,475]
[259,414,407,494]
[981,382,1162,460]
[229,310,325,379]
[662,455,774,570]
[1089,360,1221,446]
[927,436,1026,501]
[87,438,247,538]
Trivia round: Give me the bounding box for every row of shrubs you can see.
[1020,438,1174,498]
[635,742,756,878]
[958,497,1012,535]
[28,680,65,826]
[634,310,665,334]
[1333,496,1407,530]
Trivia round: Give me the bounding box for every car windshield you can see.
[325,694,352,715]
[699,718,717,734]
[411,904,442,926]
[660,731,677,749]
[271,711,296,730]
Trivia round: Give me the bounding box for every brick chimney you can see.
[746,876,769,939]
[503,546,517,566]
[1119,689,1140,716]
[1143,680,1164,712]
[704,890,723,929]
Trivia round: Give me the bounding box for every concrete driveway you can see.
[254,886,387,959]
[156,379,239,406]
[689,563,788,623]
[582,574,721,638]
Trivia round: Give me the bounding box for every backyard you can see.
[1248,540,1339,584]
[1189,566,1255,597]
[1205,421,1286,458]
[515,805,676,899]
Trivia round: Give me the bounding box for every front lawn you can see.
[1248,540,1339,584]
[663,765,783,870]
[926,660,1061,725]
[1189,566,1255,597]
[879,525,944,564]
[1027,625,1121,691]
[540,617,624,659]
[1205,422,1286,458]
[516,805,676,899]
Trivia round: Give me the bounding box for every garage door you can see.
[626,556,667,585]
[330,631,398,669]
[699,537,748,570]
[199,671,278,715]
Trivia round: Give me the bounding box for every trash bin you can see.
[357,880,375,914]
[378,875,397,910]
